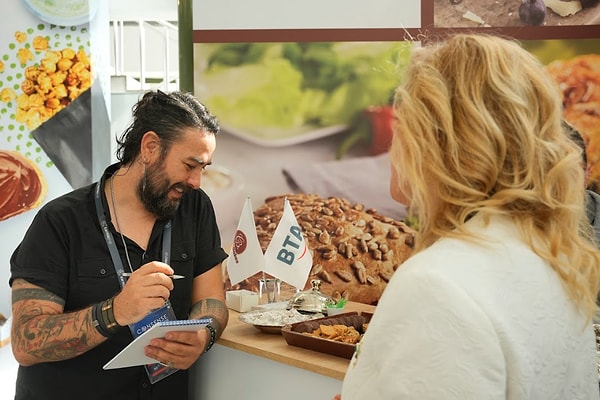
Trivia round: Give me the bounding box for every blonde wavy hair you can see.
[390,33,600,319]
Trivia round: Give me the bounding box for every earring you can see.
[142,163,147,193]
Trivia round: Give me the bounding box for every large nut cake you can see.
[225,193,415,305]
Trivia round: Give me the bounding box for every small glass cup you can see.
[258,278,281,303]
[326,306,347,316]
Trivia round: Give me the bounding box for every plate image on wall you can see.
[22,0,99,26]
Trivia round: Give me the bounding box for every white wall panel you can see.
[193,0,421,30]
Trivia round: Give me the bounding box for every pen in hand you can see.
[122,272,185,280]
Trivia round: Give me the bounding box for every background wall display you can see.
[193,0,420,31]
[194,41,413,146]
[191,0,599,147]
[192,0,599,42]
[528,38,600,191]
[190,0,600,199]
[434,0,600,27]
[189,0,599,303]
[0,1,110,318]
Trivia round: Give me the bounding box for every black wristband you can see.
[92,297,122,337]
[203,324,217,353]
[92,302,111,337]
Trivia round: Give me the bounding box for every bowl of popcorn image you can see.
[0,28,95,188]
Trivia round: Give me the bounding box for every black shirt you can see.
[10,163,228,400]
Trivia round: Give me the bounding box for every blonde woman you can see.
[339,34,600,399]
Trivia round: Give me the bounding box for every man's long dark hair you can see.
[115,90,220,165]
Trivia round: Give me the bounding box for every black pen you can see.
[122,272,185,280]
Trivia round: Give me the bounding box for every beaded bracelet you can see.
[203,324,217,353]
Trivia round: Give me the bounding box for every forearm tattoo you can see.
[189,297,228,337]
[12,282,104,362]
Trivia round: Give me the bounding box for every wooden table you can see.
[219,301,375,380]
[190,301,375,399]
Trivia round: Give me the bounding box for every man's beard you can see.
[137,160,188,221]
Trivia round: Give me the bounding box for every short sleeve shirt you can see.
[10,163,228,400]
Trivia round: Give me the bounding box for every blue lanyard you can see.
[94,180,172,289]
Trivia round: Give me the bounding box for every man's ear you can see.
[140,131,161,161]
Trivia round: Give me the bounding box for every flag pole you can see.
[261,270,272,303]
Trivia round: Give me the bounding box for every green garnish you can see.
[326,298,347,308]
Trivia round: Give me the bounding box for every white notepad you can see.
[103,318,212,369]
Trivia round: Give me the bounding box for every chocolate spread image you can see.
[0,150,47,221]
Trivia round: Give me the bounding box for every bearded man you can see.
[9,90,229,400]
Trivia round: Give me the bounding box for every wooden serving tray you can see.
[281,311,372,359]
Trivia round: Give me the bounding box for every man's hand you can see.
[143,327,210,370]
[113,261,175,326]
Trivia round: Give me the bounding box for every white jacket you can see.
[341,215,598,399]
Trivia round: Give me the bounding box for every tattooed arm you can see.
[10,278,108,366]
[188,264,229,347]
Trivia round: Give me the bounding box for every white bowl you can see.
[23,0,99,26]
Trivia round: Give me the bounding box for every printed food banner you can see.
[194,41,412,147]
[0,0,110,317]
[192,0,599,184]
[191,0,600,300]
[526,38,600,190]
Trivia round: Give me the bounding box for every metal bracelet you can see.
[92,302,111,337]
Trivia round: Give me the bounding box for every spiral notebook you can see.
[103,318,212,370]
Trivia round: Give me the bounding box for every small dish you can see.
[250,324,284,335]
[326,307,347,316]
[325,297,348,316]
[239,308,323,335]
